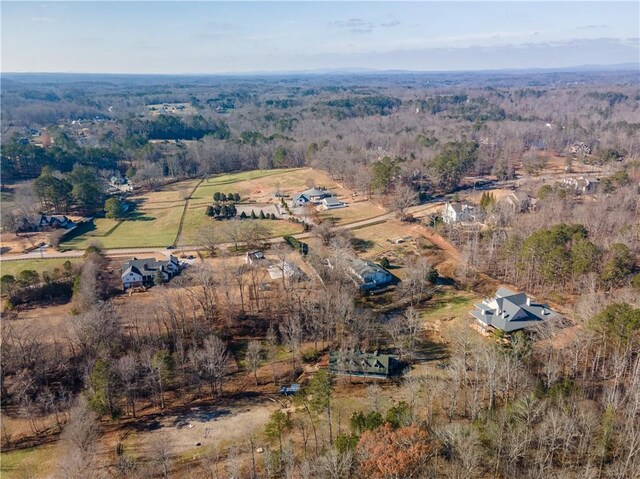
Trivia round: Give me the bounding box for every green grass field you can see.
[58,168,342,250]
[181,205,303,244]
[62,205,184,249]
[0,444,58,479]
[419,292,480,322]
[0,258,82,278]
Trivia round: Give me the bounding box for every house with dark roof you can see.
[346,256,393,291]
[39,215,76,230]
[469,286,557,333]
[329,351,401,379]
[121,255,180,289]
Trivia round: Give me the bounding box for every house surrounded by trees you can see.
[121,255,180,289]
[329,351,401,379]
[470,286,557,333]
[443,201,475,223]
[345,256,394,291]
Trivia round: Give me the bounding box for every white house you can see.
[443,202,474,224]
[321,196,346,210]
[560,177,599,194]
[121,265,144,289]
[121,255,180,289]
[268,261,305,280]
[292,193,311,207]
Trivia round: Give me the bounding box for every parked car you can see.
[166,245,175,250]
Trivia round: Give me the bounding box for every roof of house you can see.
[302,187,329,198]
[267,261,304,279]
[247,250,265,260]
[39,215,76,229]
[470,286,557,333]
[122,265,142,278]
[347,257,389,279]
[446,202,473,214]
[121,255,178,279]
[292,193,310,203]
[322,196,343,206]
[329,351,399,377]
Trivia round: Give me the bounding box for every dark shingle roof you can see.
[329,351,399,378]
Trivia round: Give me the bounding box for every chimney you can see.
[542,308,548,315]
[526,297,531,306]
[481,309,486,316]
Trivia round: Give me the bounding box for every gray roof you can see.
[329,351,399,378]
[122,265,142,277]
[302,187,329,198]
[322,196,343,206]
[448,202,465,213]
[348,257,385,278]
[247,250,265,260]
[39,215,76,229]
[470,287,557,333]
[121,255,178,279]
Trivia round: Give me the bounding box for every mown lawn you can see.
[0,258,82,277]
[59,169,342,250]
[180,206,303,245]
[0,444,58,479]
[62,205,184,249]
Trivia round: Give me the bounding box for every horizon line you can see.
[3,62,639,77]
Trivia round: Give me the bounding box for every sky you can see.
[2,1,639,73]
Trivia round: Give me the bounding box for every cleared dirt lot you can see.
[138,400,279,457]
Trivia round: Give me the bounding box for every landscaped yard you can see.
[0,257,82,277]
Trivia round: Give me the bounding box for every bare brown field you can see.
[0,232,49,254]
[460,188,515,204]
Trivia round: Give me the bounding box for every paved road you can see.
[0,204,440,263]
